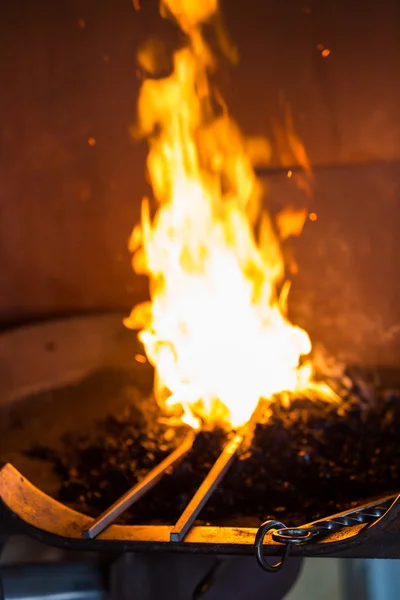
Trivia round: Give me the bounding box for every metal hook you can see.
[254,520,291,573]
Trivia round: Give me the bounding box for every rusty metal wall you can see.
[0,0,399,363]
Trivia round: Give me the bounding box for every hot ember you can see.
[124,0,336,429]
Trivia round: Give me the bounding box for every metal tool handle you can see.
[254,494,399,573]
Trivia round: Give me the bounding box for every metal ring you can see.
[255,520,291,573]
[272,526,321,545]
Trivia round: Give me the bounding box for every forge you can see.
[2,0,400,597]
[1,310,400,565]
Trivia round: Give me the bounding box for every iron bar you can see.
[170,433,243,542]
[82,430,196,539]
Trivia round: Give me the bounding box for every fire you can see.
[125,0,327,429]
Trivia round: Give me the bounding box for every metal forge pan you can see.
[1,313,400,560]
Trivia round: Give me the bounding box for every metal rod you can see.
[170,432,243,542]
[82,430,196,539]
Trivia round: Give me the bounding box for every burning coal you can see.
[124,0,337,430]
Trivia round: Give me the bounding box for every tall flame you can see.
[125,0,318,429]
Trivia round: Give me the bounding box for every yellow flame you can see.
[125,0,325,430]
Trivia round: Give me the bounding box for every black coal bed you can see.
[20,371,400,529]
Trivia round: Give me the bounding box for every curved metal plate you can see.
[2,463,400,557]
[0,312,134,410]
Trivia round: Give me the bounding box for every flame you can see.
[125,0,327,430]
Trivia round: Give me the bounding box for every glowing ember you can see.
[125,0,333,429]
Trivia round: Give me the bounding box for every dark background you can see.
[0,0,399,365]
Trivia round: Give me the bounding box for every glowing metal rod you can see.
[170,432,243,542]
[82,430,195,539]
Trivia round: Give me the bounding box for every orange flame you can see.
[125,0,332,429]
